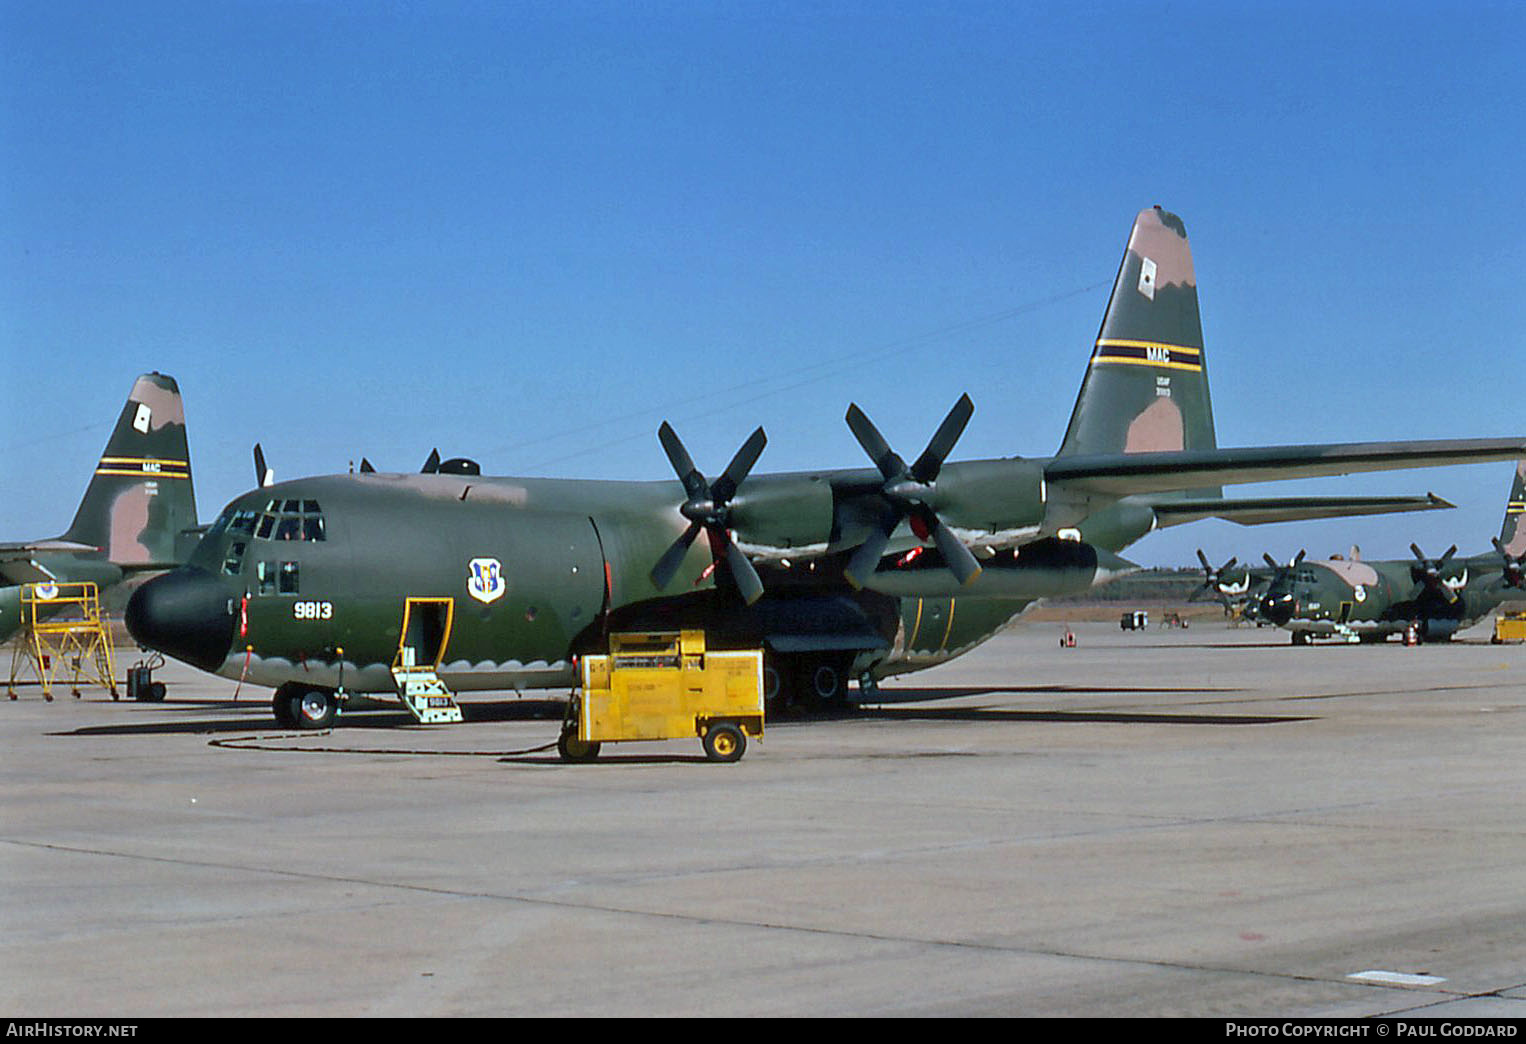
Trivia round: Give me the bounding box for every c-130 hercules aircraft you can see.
[126,207,1526,728]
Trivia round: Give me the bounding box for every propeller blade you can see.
[650,522,703,590]
[844,518,896,590]
[930,517,983,586]
[845,404,906,481]
[910,394,974,484]
[657,422,707,500]
[724,540,765,606]
[712,427,766,505]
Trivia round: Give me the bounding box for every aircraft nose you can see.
[1259,592,1295,626]
[125,567,237,672]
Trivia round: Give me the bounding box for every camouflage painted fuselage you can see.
[163,459,1138,695]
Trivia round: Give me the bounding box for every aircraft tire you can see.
[273,688,298,728]
[804,658,848,705]
[557,730,601,762]
[762,664,783,704]
[292,688,338,730]
[703,722,746,763]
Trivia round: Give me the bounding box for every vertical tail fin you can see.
[62,373,198,568]
[1499,461,1526,555]
[1057,206,1217,478]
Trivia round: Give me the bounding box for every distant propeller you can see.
[1409,543,1462,603]
[1192,549,1244,603]
[253,444,274,488]
[842,394,982,589]
[650,423,768,605]
[1493,537,1526,588]
[1261,549,1306,572]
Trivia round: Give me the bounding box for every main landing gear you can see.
[274,682,339,729]
[763,652,856,713]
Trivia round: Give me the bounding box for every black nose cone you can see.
[126,567,236,672]
[1259,593,1295,626]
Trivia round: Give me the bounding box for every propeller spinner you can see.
[650,423,768,605]
[842,394,982,589]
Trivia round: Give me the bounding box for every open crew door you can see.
[393,597,463,724]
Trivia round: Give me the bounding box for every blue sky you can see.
[4,1,1524,569]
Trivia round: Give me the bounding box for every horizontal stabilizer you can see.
[0,539,101,557]
[1046,439,1526,498]
[1149,492,1455,528]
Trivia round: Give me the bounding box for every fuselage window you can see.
[278,561,300,595]
[222,541,248,577]
[256,561,277,596]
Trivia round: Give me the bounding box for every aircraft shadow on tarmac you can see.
[48,686,1310,740]
[49,697,569,738]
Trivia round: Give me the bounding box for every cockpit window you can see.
[252,500,325,542]
[222,540,248,577]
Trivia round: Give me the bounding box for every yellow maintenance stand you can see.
[563,630,764,762]
[7,582,119,701]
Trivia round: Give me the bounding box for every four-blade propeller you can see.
[842,394,982,590]
[1192,549,1244,602]
[1409,543,1462,603]
[650,423,769,605]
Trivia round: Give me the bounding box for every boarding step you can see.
[392,667,464,724]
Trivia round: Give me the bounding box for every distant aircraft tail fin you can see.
[62,373,198,568]
[1499,461,1526,556]
[1056,206,1218,492]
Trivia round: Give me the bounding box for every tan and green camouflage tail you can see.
[1500,461,1526,556]
[1057,206,1218,487]
[62,372,199,568]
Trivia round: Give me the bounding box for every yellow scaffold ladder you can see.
[6,582,119,701]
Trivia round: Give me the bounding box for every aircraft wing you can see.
[1148,492,1454,528]
[1045,438,1526,497]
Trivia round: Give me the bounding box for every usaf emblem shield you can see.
[467,557,506,604]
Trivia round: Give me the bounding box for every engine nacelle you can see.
[863,537,1136,600]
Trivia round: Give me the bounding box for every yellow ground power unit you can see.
[1492,611,1526,644]
[563,630,764,762]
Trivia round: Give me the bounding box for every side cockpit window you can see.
[252,499,325,542]
[255,560,299,595]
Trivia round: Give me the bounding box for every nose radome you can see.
[125,567,237,672]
